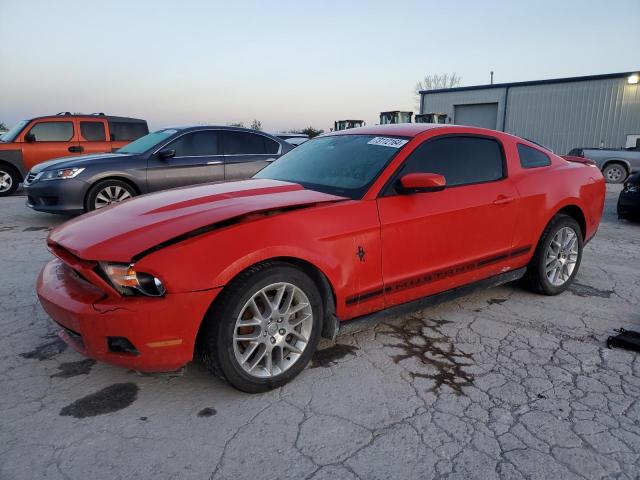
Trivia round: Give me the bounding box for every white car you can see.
[275,133,309,147]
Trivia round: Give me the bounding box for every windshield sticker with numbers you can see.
[367,137,408,148]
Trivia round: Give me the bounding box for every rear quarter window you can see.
[264,137,280,154]
[517,144,551,168]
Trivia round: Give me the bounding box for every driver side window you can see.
[28,122,74,142]
[393,136,505,193]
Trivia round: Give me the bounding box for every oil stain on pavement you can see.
[60,383,139,418]
[23,226,51,232]
[311,343,359,368]
[381,316,474,395]
[198,407,217,417]
[51,359,96,379]
[20,336,67,360]
[487,298,508,305]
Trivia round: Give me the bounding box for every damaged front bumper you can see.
[37,258,219,372]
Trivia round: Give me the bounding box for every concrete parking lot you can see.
[1,185,639,480]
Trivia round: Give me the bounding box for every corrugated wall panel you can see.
[421,76,640,154]
[505,77,640,153]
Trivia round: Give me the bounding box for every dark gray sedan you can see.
[23,126,292,214]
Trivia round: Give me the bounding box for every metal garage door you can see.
[454,103,498,129]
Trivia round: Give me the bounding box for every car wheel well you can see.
[0,160,22,181]
[275,257,338,337]
[84,176,140,210]
[602,160,629,177]
[93,176,140,194]
[195,257,339,357]
[555,205,586,239]
[602,160,628,170]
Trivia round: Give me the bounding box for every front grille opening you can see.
[107,336,139,356]
[41,196,58,206]
[28,195,58,206]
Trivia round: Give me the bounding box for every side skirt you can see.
[337,267,526,336]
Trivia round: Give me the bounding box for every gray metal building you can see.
[419,71,640,154]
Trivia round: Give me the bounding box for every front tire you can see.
[199,262,323,393]
[0,164,20,197]
[85,179,136,211]
[602,163,627,184]
[523,214,583,295]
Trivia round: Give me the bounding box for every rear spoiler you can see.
[561,155,597,166]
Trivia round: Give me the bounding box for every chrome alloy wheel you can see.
[233,282,313,378]
[94,185,132,209]
[0,171,13,193]
[544,227,579,286]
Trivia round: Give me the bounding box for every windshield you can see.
[0,120,29,142]
[117,129,178,154]
[255,135,408,198]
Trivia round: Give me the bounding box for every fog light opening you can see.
[107,336,139,355]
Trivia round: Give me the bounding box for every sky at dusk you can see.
[1,0,638,132]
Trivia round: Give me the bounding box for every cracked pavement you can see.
[1,185,639,480]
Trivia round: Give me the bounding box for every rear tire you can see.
[602,163,627,184]
[85,179,136,211]
[199,262,323,393]
[0,164,20,197]
[522,214,583,295]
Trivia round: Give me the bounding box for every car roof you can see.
[164,125,264,132]
[161,125,285,139]
[325,123,450,138]
[24,113,146,123]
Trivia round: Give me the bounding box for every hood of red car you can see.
[48,179,346,262]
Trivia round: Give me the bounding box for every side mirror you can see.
[397,172,446,194]
[158,149,176,160]
[24,132,36,143]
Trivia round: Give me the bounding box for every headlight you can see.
[41,167,85,181]
[624,184,638,193]
[99,262,166,297]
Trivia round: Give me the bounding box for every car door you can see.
[222,130,280,180]
[78,119,111,156]
[146,129,224,191]
[377,134,520,308]
[20,119,81,171]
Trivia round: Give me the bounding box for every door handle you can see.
[207,161,223,165]
[68,146,84,153]
[265,158,277,163]
[493,195,514,205]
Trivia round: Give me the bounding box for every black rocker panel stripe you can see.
[346,245,531,306]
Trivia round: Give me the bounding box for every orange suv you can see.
[0,113,148,196]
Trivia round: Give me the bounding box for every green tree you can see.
[250,119,262,131]
[227,122,245,128]
[0,121,7,130]
[300,127,324,138]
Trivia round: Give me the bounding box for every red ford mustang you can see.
[37,124,606,392]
